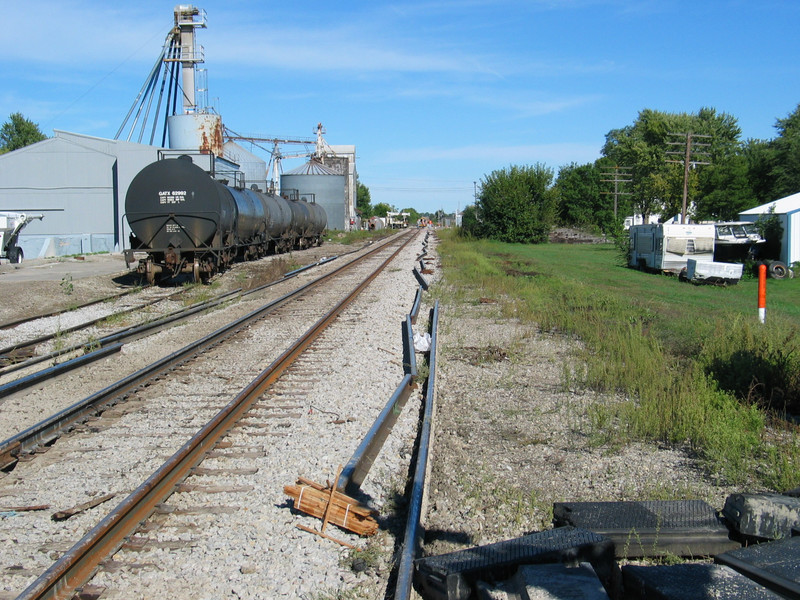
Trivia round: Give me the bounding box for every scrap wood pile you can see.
[284,475,378,540]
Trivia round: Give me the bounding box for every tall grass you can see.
[435,230,800,490]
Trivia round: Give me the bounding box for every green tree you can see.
[694,153,752,220]
[742,138,777,205]
[770,103,800,199]
[475,163,556,243]
[401,207,420,225]
[0,112,47,153]
[603,107,744,222]
[603,109,673,222]
[356,181,372,218]
[554,162,619,231]
[372,202,394,218]
[460,204,480,237]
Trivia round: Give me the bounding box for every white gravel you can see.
[0,232,431,600]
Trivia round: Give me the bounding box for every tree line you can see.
[356,180,425,225]
[463,103,800,243]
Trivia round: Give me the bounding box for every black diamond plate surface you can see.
[413,526,616,600]
[553,500,739,558]
[623,563,782,599]
[716,536,800,599]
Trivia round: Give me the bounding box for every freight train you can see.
[124,156,327,284]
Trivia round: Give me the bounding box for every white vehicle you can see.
[629,223,715,274]
[0,212,43,263]
[386,211,410,229]
[713,221,765,262]
[686,259,743,285]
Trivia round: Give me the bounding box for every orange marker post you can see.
[758,263,767,324]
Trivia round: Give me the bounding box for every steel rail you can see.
[395,301,440,600]
[0,231,414,471]
[15,229,418,600]
[0,289,241,382]
[0,287,141,331]
[0,343,123,401]
[0,289,184,359]
[0,234,387,376]
[338,315,418,495]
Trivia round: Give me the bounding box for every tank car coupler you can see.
[165,246,181,268]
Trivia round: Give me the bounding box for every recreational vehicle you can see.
[629,223,715,274]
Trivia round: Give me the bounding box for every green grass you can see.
[435,230,800,490]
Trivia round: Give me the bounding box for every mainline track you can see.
[0,232,410,471]
[12,230,419,600]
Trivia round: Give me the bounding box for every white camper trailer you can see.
[629,223,715,274]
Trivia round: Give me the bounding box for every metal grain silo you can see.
[281,159,346,230]
[167,113,224,156]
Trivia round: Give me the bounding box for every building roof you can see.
[284,160,339,176]
[740,191,800,215]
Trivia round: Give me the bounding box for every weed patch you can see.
[436,230,800,490]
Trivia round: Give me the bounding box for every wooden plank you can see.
[284,478,378,536]
[51,493,115,522]
[0,504,49,512]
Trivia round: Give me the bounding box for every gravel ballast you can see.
[0,234,752,599]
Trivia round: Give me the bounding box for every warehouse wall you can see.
[0,132,162,258]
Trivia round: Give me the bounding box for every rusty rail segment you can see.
[15,229,418,600]
[0,231,414,472]
[0,289,186,361]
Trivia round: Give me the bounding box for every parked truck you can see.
[0,212,43,263]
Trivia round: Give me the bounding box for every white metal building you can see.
[0,131,163,258]
[739,192,800,266]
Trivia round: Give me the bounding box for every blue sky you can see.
[1,0,799,215]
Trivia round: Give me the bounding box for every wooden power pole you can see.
[600,166,632,219]
[666,132,711,224]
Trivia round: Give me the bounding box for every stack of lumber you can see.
[284,476,378,537]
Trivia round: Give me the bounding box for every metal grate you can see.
[553,500,739,558]
[413,526,615,600]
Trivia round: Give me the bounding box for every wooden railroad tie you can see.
[284,467,378,548]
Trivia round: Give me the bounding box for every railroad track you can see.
[0,287,188,370]
[0,233,409,465]
[0,288,144,333]
[1,229,433,599]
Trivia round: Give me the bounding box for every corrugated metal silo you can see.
[281,160,346,230]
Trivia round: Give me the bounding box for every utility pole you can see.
[600,166,632,219]
[666,132,711,224]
